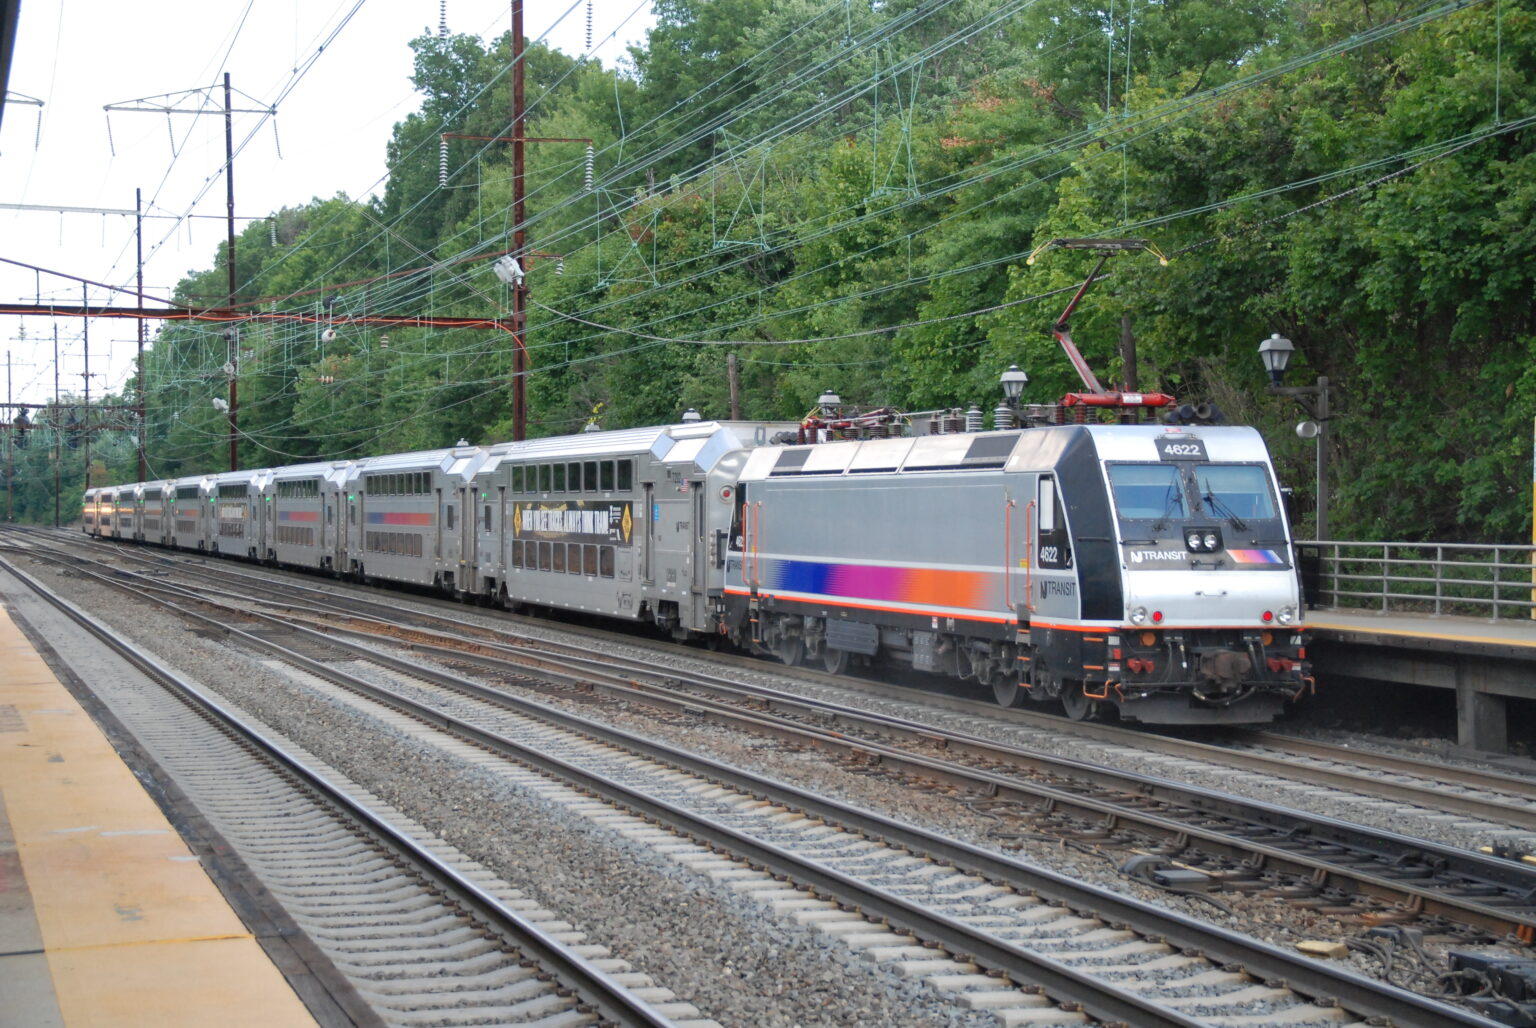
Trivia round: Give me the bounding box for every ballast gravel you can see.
[23,551,1532,1016]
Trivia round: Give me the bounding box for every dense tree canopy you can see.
[32,0,1535,544]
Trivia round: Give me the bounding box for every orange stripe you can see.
[723,588,1013,625]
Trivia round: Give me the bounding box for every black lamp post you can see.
[1258,333,1330,540]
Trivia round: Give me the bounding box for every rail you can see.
[1299,539,1536,620]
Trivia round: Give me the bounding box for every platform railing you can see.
[1297,540,1536,620]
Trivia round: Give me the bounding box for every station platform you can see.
[1308,606,1536,657]
[1305,607,1536,752]
[0,604,317,1027]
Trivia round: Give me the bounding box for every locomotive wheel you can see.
[1060,682,1101,722]
[822,648,849,675]
[774,637,804,666]
[991,675,1027,708]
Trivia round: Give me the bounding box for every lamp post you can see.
[997,364,1028,429]
[1258,333,1330,540]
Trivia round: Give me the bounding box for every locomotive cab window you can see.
[1108,464,1186,520]
[1194,464,1277,521]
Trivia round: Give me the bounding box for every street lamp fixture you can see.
[1257,333,1294,386]
[995,364,1029,429]
[1257,333,1330,540]
[1000,364,1028,404]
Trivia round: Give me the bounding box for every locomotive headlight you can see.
[1276,605,1296,625]
[1129,606,1148,625]
[1202,531,1219,551]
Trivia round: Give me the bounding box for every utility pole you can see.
[52,327,60,529]
[82,283,91,491]
[727,352,741,420]
[5,351,11,522]
[224,73,239,471]
[511,0,528,441]
[136,188,147,483]
[105,77,271,472]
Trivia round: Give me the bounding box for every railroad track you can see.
[3,538,1512,1025]
[0,555,697,1028]
[43,534,1536,946]
[73,529,1536,836]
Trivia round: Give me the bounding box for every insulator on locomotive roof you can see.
[994,404,1014,431]
[965,405,984,433]
[681,408,702,422]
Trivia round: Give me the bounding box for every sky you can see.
[0,0,655,408]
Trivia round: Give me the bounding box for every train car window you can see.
[599,545,614,578]
[445,505,456,530]
[552,463,566,491]
[539,541,552,571]
[1194,465,1276,520]
[1107,464,1185,520]
[618,460,632,491]
[538,465,551,492]
[552,544,566,574]
[512,466,525,493]
[583,461,598,491]
[327,505,334,525]
[483,505,492,531]
[601,461,615,491]
[1039,477,1057,533]
[512,540,524,567]
[566,462,581,492]
[583,544,598,576]
[349,505,356,524]
[570,543,584,573]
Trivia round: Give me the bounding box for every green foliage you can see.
[47,0,1535,547]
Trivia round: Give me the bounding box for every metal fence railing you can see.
[1296,541,1536,620]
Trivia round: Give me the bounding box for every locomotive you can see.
[82,409,1309,725]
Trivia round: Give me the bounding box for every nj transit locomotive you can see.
[83,417,1309,724]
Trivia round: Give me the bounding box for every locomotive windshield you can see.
[1107,464,1185,519]
[1192,464,1276,520]
[1109,462,1278,523]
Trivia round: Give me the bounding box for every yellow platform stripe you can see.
[0,605,316,1027]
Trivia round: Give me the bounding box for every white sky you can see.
[0,0,654,407]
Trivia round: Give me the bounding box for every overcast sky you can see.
[0,0,654,407]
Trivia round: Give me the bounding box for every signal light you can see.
[1151,610,1164,624]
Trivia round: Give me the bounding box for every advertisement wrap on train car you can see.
[513,499,634,546]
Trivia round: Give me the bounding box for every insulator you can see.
[994,404,1014,430]
[269,218,277,247]
[943,410,963,434]
[965,404,983,432]
[584,144,594,191]
[586,0,593,50]
[439,0,448,36]
[555,257,565,276]
[439,138,449,187]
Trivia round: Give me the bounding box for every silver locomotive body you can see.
[722,423,1308,723]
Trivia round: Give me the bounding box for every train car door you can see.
[641,482,654,585]
[458,484,475,592]
[652,478,694,594]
